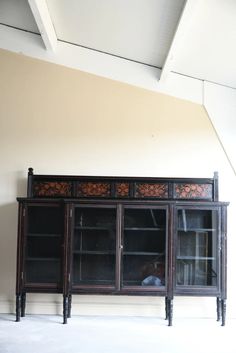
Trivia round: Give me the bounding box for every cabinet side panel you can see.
[16,202,24,294]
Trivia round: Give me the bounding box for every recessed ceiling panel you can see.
[172,0,236,88]
[0,0,39,33]
[46,0,185,68]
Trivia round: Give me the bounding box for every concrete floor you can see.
[0,314,235,353]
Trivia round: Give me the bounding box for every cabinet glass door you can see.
[72,206,116,287]
[122,207,167,289]
[176,208,219,287]
[25,204,63,284]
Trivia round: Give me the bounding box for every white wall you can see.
[0,49,235,319]
[204,82,236,174]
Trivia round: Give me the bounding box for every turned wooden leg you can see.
[21,293,26,317]
[221,299,226,326]
[16,294,21,322]
[216,297,221,321]
[168,299,173,327]
[63,295,69,324]
[165,296,168,320]
[68,294,72,319]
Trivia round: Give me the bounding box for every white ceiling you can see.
[172,0,236,88]
[0,0,39,33]
[46,0,185,68]
[0,0,235,89]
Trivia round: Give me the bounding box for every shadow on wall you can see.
[0,171,28,308]
[16,171,28,197]
[0,202,18,307]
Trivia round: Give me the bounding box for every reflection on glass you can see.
[176,209,218,286]
[73,207,116,285]
[122,208,166,287]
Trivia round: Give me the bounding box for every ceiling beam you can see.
[159,0,200,84]
[28,0,57,51]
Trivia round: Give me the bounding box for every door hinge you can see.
[23,208,26,217]
[68,273,71,282]
[70,209,72,218]
[21,272,24,280]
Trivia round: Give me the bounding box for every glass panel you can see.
[25,205,62,284]
[25,259,60,283]
[176,209,218,286]
[74,207,116,228]
[27,236,61,258]
[123,208,166,287]
[73,254,115,285]
[28,206,61,235]
[73,207,116,286]
[73,229,115,252]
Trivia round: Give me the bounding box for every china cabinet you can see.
[16,168,228,325]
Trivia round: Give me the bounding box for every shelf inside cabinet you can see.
[73,250,115,255]
[124,227,165,231]
[178,228,215,232]
[123,251,163,256]
[123,280,165,287]
[27,233,61,237]
[26,257,60,261]
[73,280,115,286]
[74,226,115,231]
[177,256,215,260]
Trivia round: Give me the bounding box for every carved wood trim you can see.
[33,181,72,197]
[115,182,129,197]
[77,182,111,197]
[135,183,168,198]
[174,183,213,199]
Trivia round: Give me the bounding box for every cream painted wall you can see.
[0,49,235,318]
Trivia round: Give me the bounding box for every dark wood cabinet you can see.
[16,169,228,325]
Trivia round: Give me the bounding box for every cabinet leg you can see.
[168,299,173,327]
[63,295,69,324]
[221,299,226,326]
[68,294,72,318]
[21,293,26,317]
[216,297,221,321]
[165,297,168,320]
[16,294,21,322]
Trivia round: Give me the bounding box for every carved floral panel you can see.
[175,183,212,199]
[33,181,72,197]
[135,183,168,198]
[77,182,111,197]
[115,182,129,197]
